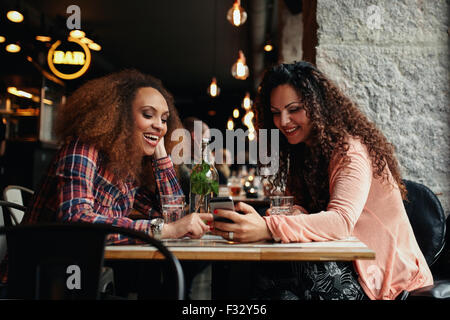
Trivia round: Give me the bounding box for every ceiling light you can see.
[69,29,85,38]
[6,43,21,53]
[0,36,5,43]
[233,108,240,118]
[241,92,252,110]
[88,42,101,51]
[243,110,255,141]
[227,118,234,130]
[7,10,24,23]
[264,43,273,52]
[227,0,247,27]
[7,87,32,99]
[80,37,93,44]
[231,50,249,80]
[207,77,220,97]
[35,35,52,42]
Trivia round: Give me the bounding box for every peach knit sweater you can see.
[264,137,433,300]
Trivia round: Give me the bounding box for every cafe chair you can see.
[2,185,34,225]
[397,179,450,300]
[0,200,27,227]
[0,222,185,300]
[0,200,117,298]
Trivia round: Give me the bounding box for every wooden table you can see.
[105,235,374,299]
[105,235,375,261]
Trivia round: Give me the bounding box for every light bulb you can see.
[88,42,101,51]
[242,92,252,110]
[69,29,85,38]
[36,35,52,42]
[243,110,255,141]
[7,87,32,98]
[233,108,240,118]
[207,77,220,97]
[6,43,21,53]
[81,37,93,44]
[231,50,249,80]
[227,0,247,27]
[227,118,234,130]
[7,11,24,23]
[264,44,273,52]
[0,36,5,43]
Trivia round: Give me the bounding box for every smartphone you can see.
[210,196,235,223]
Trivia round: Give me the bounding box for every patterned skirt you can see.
[252,261,369,300]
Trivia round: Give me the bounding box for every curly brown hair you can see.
[255,61,406,212]
[55,69,182,190]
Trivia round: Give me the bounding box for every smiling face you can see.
[270,84,313,146]
[132,87,169,156]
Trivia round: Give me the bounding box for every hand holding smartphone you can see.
[210,196,235,223]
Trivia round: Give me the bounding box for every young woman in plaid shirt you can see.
[20,69,213,243]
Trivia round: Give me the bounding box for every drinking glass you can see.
[227,176,242,196]
[257,166,272,198]
[161,195,186,223]
[269,196,294,215]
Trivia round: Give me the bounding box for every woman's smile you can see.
[132,87,169,156]
[270,84,312,145]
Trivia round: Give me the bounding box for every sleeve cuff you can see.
[263,216,281,242]
[153,156,173,170]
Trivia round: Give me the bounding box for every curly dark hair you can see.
[255,61,406,212]
[55,69,182,190]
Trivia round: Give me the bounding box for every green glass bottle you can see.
[189,138,219,213]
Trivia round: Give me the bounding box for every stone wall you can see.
[278,0,303,63]
[315,0,449,216]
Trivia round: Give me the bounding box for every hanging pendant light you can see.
[241,92,253,110]
[231,50,249,80]
[207,1,220,98]
[6,43,21,53]
[35,14,52,43]
[69,29,85,39]
[242,110,256,141]
[264,40,273,52]
[88,42,102,51]
[207,77,220,98]
[233,108,240,118]
[227,118,235,130]
[7,10,24,23]
[227,0,247,27]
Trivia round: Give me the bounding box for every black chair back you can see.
[0,223,185,300]
[402,180,446,266]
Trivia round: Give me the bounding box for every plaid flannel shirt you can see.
[1,139,182,283]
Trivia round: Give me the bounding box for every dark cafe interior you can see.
[0,0,449,306]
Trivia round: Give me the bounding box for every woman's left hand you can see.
[154,137,167,159]
[211,202,273,243]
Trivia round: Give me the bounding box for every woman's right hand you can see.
[162,213,213,239]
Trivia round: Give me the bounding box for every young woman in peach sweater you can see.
[212,61,432,300]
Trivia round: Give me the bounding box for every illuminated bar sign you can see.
[47,37,91,80]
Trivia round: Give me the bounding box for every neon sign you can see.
[47,37,91,80]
